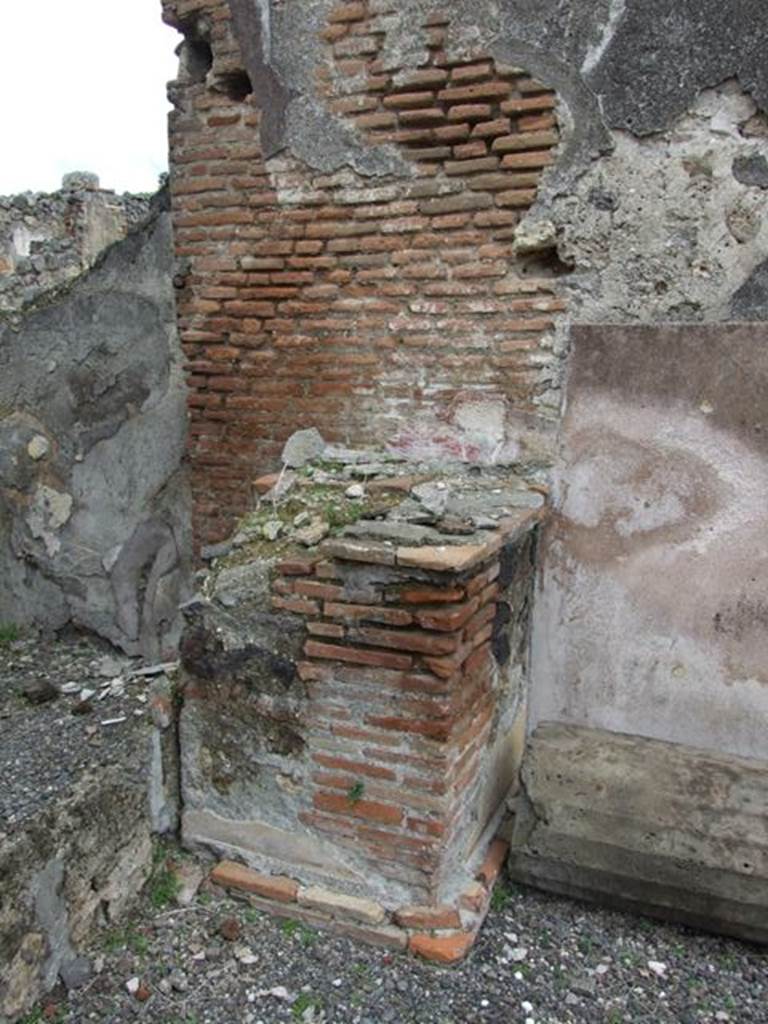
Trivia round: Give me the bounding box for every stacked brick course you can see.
[162,0,563,545]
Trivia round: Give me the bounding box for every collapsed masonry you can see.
[0,174,153,313]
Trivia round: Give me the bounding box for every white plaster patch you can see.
[27,485,73,557]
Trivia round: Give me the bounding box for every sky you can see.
[0,0,179,196]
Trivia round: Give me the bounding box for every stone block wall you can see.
[162,0,565,545]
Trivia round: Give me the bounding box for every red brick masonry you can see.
[162,0,563,543]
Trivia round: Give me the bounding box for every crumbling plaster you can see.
[221,0,768,414]
[164,0,768,379]
[0,196,191,659]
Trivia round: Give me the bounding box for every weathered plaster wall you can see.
[0,195,191,659]
[530,325,768,762]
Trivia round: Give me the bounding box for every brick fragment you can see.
[253,473,280,494]
[278,558,317,576]
[500,150,554,169]
[328,3,366,24]
[314,790,403,825]
[352,626,458,656]
[500,94,556,114]
[325,602,413,627]
[294,580,345,601]
[477,838,510,888]
[305,640,412,671]
[394,904,462,929]
[444,157,499,176]
[211,861,298,903]
[307,622,345,639]
[409,930,475,964]
[415,597,480,632]
[313,753,397,781]
[396,585,465,605]
[447,103,492,122]
[298,886,386,924]
[459,881,487,913]
[382,91,437,110]
[272,595,318,616]
[398,108,446,126]
[492,130,559,153]
[438,82,511,103]
[334,920,408,950]
[496,188,538,208]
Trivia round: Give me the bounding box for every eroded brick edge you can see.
[210,835,510,963]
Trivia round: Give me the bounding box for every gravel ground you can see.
[0,630,154,833]
[4,632,766,1024]
[38,856,767,1024]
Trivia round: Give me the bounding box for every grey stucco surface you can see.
[0,197,191,658]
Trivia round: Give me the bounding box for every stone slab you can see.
[510,723,768,945]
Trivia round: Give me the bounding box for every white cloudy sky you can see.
[1,0,179,196]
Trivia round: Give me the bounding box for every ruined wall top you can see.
[0,174,154,313]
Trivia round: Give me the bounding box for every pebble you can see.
[22,679,58,705]
[219,917,242,942]
[262,520,283,541]
[345,483,365,499]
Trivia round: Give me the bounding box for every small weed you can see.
[606,1011,623,1024]
[18,1011,43,1024]
[197,890,212,906]
[347,780,365,804]
[243,906,261,924]
[292,992,322,1020]
[281,918,300,937]
[298,924,317,946]
[0,623,19,649]
[352,962,370,978]
[102,927,149,956]
[490,881,512,912]
[19,1008,64,1024]
[148,842,182,909]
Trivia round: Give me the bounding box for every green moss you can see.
[0,623,19,649]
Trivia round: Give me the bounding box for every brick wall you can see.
[163,0,563,545]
